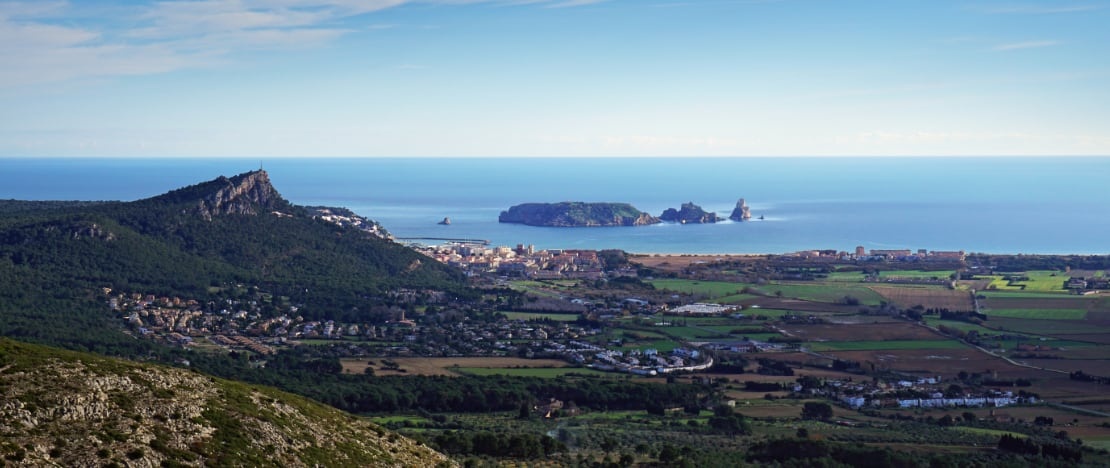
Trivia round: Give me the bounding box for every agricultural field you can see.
[502,311,581,321]
[826,270,866,282]
[778,322,941,342]
[982,270,1069,293]
[984,308,1088,320]
[340,357,571,376]
[878,269,957,279]
[454,367,614,378]
[985,317,1110,335]
[870,285,974,310]
[806,340,967,352]
[745,282,885,305]
[648,279,750,298]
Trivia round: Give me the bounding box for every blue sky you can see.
[1,0,1108,157]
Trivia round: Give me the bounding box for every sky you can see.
[0,0,1108,157]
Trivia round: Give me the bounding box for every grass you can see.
[649,279,750,298]
[982,271,1069,294]
[985,309,1088,320]
[879,270,956,279]
[985,317,1110,335]
[501,311,580,321]
[620,339,680,352]
[453,367,615,378]
[806,340,967,351]
[827,271,866,282]
[717,293,758,304]
[748,283,885,306]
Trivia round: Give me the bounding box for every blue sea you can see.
[1,157,1108,255]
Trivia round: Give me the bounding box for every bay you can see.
[1,157,1107,255]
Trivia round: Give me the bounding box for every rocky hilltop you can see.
[499,202,660,227]
[729,198,752,221]
[145,170,289,221]
[0,338,452,467]
[659,202,721,224]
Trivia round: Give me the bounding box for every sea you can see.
[1,157,1108,255]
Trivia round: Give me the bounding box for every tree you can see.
[801,402,833,420]
[658,444,680,463]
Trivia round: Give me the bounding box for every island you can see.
[659,202,721,224]
[499,202,660,227]
[729,198,752,221]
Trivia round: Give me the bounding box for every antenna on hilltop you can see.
[259,160,264,171]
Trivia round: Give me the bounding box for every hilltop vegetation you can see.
[0,338,451,467]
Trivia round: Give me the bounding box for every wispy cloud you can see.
[992,40,1063,51]
[0,0,605,89]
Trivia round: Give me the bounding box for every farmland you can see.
[352,258,1110,465]
[984,308,1089,320]
[869,285,974,310]
[502,311,581,321]
[806,340,967,352]
[341,357,571,376]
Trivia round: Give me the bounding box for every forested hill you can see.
[0,170,468,353]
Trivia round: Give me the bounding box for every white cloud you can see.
[0,0,605,89]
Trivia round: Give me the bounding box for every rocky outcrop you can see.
[195,170,284,220]
[659,202,720,224]
[0,338,453,467]
[499,202,660,227]
[729,198,752,221]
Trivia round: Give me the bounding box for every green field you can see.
[747,283,885,305]
[986,317,1110,335]
[502,311,580,321]
[879,270,956,279]
[806,340,966,351]
[453,367,615,378]
[649,278,884,305]
[983,271,1069,293]
[620,339,680,352]
[826,271,866,282]
[717,293,759,304]
[985,308,1088,320]
[649,279,750,298]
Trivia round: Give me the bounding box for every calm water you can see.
[1,157,1108,255]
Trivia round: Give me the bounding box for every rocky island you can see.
[729,198,752,221]
[659,202,721,224]
[499,202,660,227]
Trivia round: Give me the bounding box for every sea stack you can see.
[438,217,451,225]
[729,198,752,221]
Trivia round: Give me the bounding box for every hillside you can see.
[498,202,660,227]
[0,170,468,353]
[0,338,452,467]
